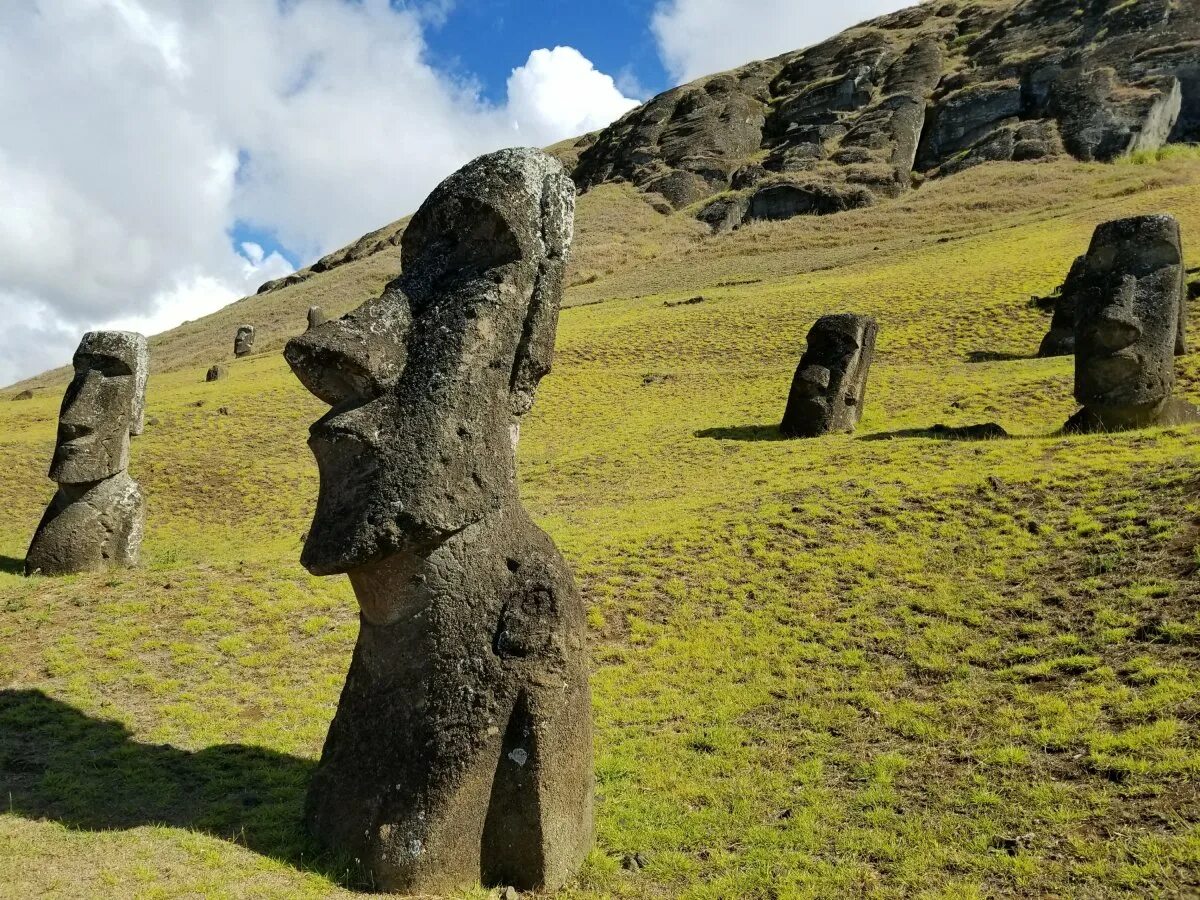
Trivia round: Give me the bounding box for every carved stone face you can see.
[1074,215,1183,416]
[285,149,575,576]
[781,313,877,438]
[49,331,147,484]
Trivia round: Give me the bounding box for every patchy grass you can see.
[1,154,1200,898]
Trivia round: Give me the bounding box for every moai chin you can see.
[1067,214,1198,432]
[234,325,255,357]
[284,148,593,894]
[781,313,878,438]
[25,331,147,576]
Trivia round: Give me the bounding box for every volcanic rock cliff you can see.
[570,0,1200,230]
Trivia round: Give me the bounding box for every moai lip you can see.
[26,331,147,576]
[284,148,593,894]
[781,313,878,438]
[1067,214,1198,432]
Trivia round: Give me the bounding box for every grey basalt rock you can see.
[1066,214,1198,432]
[285,148,593,895]
[234,325,255,357]
[781,314,878,438]
[26,331,147,576]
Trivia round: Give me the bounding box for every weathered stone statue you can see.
[284,148,593,894]
[25,331,147,576]
[205,365,226,382]
[307,306,326,331]
[781,313,878,438]
[234,325,255,357]
[1067,214,1198,432]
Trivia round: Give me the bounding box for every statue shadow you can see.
[0,689,353,885]
[861,424,1010,442]
[965,350,1036,364]
[694,424,787,442]
[0,555,25,575]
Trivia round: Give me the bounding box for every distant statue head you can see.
[781,313,878,438]
[49,331,148,484]
[1073,214,1184,425]
[285,148,575,576]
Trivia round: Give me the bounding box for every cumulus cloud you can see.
[652,0,911,84]
[0,0,637,386]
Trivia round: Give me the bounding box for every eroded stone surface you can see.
[1067,214,1197,431]
[234,325,255,357]
[284,148,593,894]
[781,314,878,438]
[26,331,147,575]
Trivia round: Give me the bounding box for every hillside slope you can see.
[1,151,1199,897]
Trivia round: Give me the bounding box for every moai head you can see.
[285,148,575,576]
[781,313,878,438]
[307,306,326,331]
[1074,215,1183,422]
[49,331,147,484]
[234,325,255,357]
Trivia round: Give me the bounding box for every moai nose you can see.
[797,364,832,397]
[1090,276,1142,353]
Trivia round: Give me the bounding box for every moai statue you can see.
[780,313,878,438]
[1066,214,1198,432]
[205,365,226,382]
[234,325,255,357]
[284,148,593,894]
[1038,255,1086,358]
[307,306,327,331]
[25,331,148,576]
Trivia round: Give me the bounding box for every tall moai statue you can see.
[1067,214,1198,432]
[26,332,148,576]
[284,148,593,894]
[234,325,255,357]
[781,313,878,438]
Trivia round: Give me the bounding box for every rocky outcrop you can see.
[26,332,147,576]
[569,0,1200,229]
[1066,215,1197,432]
[284,149,592,894]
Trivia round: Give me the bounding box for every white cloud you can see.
[0,0,636,386]
[652,0,912,84]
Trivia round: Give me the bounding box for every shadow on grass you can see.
[0,689,353,885]
[965,350,1036,363]
[694,424,787,442]
[861,423,1010,442]
[0,555,25,576]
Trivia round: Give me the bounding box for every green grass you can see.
[1,155,1200,897]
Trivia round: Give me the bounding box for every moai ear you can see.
[508,171,575,418]
[284,291,412,407]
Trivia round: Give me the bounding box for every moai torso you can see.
[234,325,255,357]
[781,313,878,438]
[26,331,147,576]
[1068,214,1197,431]
[284,148,592,894]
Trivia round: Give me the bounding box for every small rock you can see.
[989,833,1034,855]
[11,389,33,401]
[664,295,706,308]
[190,400,205,408]
[146,416,160,427]
[218,406,231,416]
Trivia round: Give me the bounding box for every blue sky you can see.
[425,0,670,102]
[0,0,907,384]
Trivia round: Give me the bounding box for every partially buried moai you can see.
[306,306,326,331]
[1038,255,1087,358]
[781,313,878,438]
[1067,214,1197,432]
[284,148,593,894]
[25,331,147,576]
[234,325,255,357]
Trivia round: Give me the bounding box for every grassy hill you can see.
[2,150,1200,898]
